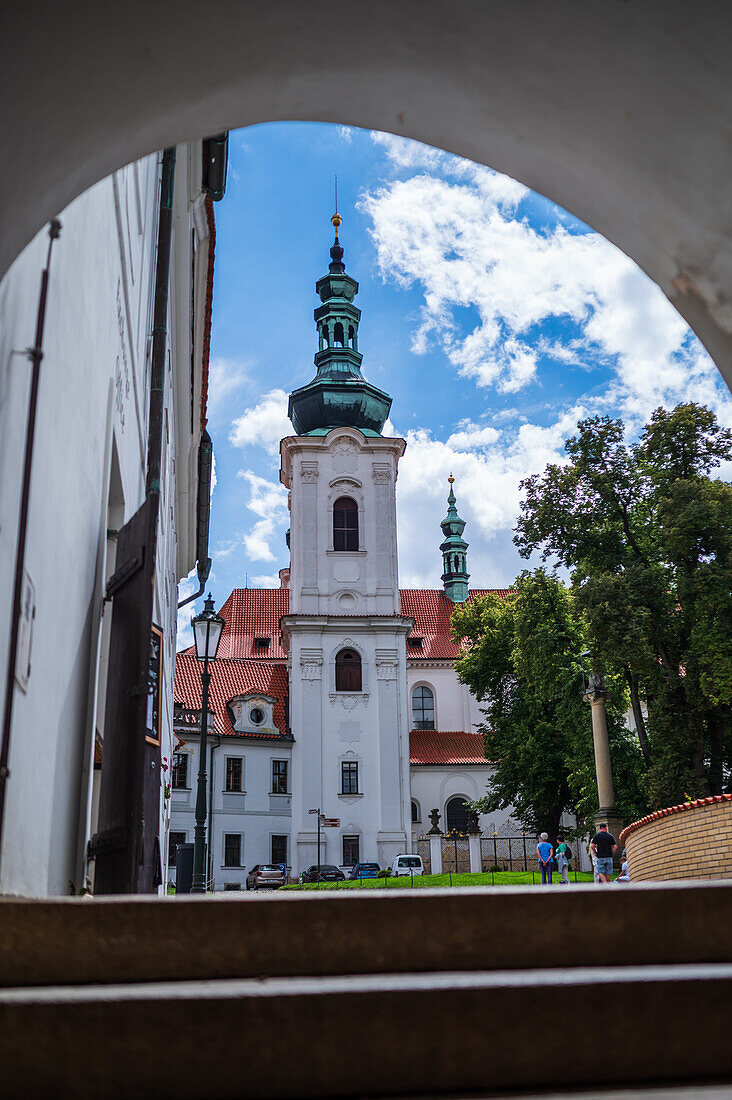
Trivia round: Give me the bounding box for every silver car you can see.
[245,864,286,890]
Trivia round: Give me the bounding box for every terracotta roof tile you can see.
[619,793,732,846]
[181,589,291,660]
[410,730,489,766]
[174,653,289,739]
[400,589,511,660]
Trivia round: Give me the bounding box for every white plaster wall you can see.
[169,736,293,890]
[407,664,483,733]
[0,145,207,896]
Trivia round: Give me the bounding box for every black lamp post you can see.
[191,593,225,893]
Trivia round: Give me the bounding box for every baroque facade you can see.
[172,218,522,886]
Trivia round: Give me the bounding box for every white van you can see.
[391,854,424,877]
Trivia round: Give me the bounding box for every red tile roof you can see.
[619,793,732,846]
[400,589,511,660]
[409,730,490,766]
[174,653,289,739]
[181,587,510,663]
[182,588,291,660]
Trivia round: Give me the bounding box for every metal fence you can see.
[414,837,432,874]
[480,834,541,872]
[442,834,470,873]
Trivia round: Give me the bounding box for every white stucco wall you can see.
[169,735,293,890]
[0,145,208,896]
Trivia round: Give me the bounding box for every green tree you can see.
[452,570,643,837]
[515,402,732,807]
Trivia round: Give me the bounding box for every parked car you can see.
[245,864,287,890]
[391,854,424,877]
[300,864,345,883]
[348,862,380,880]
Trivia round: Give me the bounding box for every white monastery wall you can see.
[0,145,209,895]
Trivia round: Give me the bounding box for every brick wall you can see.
[622,798,732,882]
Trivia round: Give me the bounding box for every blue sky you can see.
[178,122,731,645]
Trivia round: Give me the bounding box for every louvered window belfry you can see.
[333,496,358,551]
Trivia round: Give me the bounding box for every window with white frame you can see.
[341,760,359,795]
[411,799,421,824]
[172,752,189,788]
[224,834,242,867]
[412,685,435,729]
[272,759,288,794]
[225,757,243,792]
[342,835,360,866]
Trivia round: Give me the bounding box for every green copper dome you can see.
[288,216,392,436]
[440,475,470,603]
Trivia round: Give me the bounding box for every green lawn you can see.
[282,870,595,891]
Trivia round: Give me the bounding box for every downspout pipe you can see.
[178,430,212,608]
[0,220,61,872]
[146,147,176,498]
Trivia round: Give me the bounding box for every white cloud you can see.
[206,357,251,426]
[176,571,197,651]
[445,421,500,450]
[229,389,291,457]
[336,125,353,144]
[237,470,289,563]
[394,406,585,588]
[360,138,730,425]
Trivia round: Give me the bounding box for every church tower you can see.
[440,475,470,603]
[280,214,413,875]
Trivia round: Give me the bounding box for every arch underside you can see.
[1,2,731,390]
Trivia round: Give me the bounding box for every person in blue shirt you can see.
[536,833,554,884]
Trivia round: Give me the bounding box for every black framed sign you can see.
[145,623,163,746]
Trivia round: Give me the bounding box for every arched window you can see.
[411,799,421,823]
[446,796,470,833]
[333,321,345,347]
[412,686,435,729]
[335,648,362,692]
[348,324,356,348]
[333,496,358,551]
[321,324,330,347]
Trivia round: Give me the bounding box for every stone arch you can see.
[1,7,730,390]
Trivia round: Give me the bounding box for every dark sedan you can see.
[300,864,345,883]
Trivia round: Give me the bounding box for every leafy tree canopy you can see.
[514,403,732,807]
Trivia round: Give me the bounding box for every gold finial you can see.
[331,212,342,239]
[448,473,455,486]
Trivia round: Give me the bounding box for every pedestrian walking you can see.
[555,835,570,884]
[590,822,617,883]
[536,832,554,885]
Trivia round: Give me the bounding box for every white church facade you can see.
[171,217,525,886]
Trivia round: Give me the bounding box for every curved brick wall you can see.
[620,795,732,882]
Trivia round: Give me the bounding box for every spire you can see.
[287,210,392,437]
[440,474,470,603]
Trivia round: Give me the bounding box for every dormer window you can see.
[407,636,424,649]
[253,636,270,649]
[333,497,358,552]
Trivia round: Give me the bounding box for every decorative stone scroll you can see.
[300,462,319,483]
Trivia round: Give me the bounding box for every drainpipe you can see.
[0,220,61,871]
[146,147,176,498]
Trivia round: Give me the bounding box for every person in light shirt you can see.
[536,832,554,885]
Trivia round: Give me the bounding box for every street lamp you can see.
[191,593,225,893]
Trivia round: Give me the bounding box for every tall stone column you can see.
[583,674,623,853]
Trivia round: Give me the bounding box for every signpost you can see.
[308,809,340,867]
